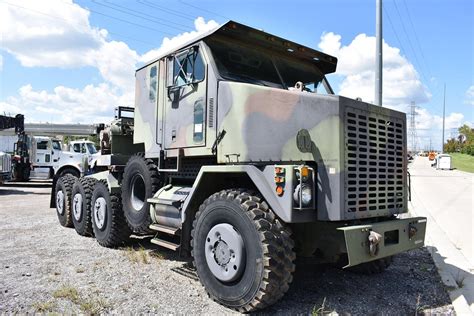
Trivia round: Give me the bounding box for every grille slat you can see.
[345,107,405,215]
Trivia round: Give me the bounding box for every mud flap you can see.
[338,217,427,268]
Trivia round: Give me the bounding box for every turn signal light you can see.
[275,167,285,174]
[276,186,284,196]
[300,166,309,178]
[274,176,285,184]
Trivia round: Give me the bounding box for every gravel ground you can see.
[0,182,454,314]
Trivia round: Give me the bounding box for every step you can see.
[149,223,181,236]
[147,198,181,208]
[150,238,180,251]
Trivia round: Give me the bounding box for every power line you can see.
[59,0,174,36]
[383,4,409,60]
[392,0,429,83]
[94,0,192,31]
[178,0,230,20]
[137,0,197,21]
[3,1,158,47]
[401,0,433,80]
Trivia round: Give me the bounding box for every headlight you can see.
[293,183,312,207]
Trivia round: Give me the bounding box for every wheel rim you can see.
[56,190,65,215]
[130,174,146,211]
[94,197,107,229]
[205,223,245,282]
[72,193,83,221]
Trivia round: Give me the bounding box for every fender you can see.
[181,165,318,224]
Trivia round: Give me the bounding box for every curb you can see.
[409,198,473,315]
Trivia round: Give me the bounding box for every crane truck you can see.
[51,21,427,312]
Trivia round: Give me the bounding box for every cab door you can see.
[163,45,207,150]
[35,139,51,165]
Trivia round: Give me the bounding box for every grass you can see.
[32,300,56,312]
[52,285,80,304]
[52,284,109,314]
[312,297,335,315]
[123,245,164,263]
[79,297,110,314]
[450,153,474,173]
[124,245,151,264]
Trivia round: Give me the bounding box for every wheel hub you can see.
[73,193,83,221]
[214,240,231,266]
[94,197,107,229]
[56,191,64,215]
[205,223,245,282]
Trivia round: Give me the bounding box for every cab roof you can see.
[138,20,338,74]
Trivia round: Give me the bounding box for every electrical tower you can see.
[408,101,418,153]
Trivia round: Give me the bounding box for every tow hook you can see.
[368,230,382,256]
[409,224,418,239]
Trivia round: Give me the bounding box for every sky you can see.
[0,0,473,151]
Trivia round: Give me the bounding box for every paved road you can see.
[409,156,474,313]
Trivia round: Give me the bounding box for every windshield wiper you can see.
[271,56,287,90]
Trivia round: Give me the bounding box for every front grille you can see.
[344,107,405,216]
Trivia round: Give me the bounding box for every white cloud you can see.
[319,32,431,106]
[465,85,474,106]
[0,0,218,124]
[1,83,133,124]
[140,17,219,63]
[0,0,138,92]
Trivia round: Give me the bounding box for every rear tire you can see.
[55,174,76,227]
[121,153,161,234]
[71,177,96,237]
[191,189,295,312]
[348,256,393,274]
[91,180,131,247]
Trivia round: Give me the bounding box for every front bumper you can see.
[338,217,427,267]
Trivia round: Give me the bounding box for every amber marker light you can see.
[274,176,285,183]
[300,166,309,178]
[274,167,285,174]
[276,186,284,196]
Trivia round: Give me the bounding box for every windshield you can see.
[206,38,332,93]
[86,142,97,154]
[52,140,61,150]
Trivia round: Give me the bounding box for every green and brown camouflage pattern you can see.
[133,21,408,222]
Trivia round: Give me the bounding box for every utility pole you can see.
[408,101,418,153]
[442,83,446,153]
[375,0,383,106]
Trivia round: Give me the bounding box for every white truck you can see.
[29,137,98,179]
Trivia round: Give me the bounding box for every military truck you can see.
[51,21,427,312]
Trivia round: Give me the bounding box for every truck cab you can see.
[30,136,84,179]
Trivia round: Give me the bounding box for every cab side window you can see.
[73,143,81,153]
[172,47,205,87]
[149,65,158,102]
[37,141,48,150]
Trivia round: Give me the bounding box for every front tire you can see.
[71,177,96,237]
[91,180,131,247]
[55,174,76,227]
[191,189,295,312]
[121,153,161,234]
